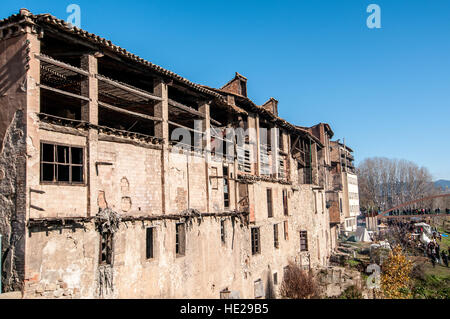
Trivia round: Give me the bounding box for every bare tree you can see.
[279,261,320,299]
[357,157,434,211]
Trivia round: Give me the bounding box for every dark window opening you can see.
[221,220,226,244]
[41,142,84,184]
[99,106,156,137]
[223,166,230,209]
[40,88,82,120]
[274,224,279,249]
[251,227,260,255]
[300,231,308,252]
[273,272,278,285]
[284,220,289,240]
[98,55,155,93]
[99,232,113,265]
[283,189,288,216]
[176,223,186,257]
[40,34,83,67]
[267,188,273,218]
[146,227,154,259]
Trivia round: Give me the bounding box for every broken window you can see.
[273,224,279,249]
[99,232,113,265]
[282,189,288,216]
[300,231,308,252]
[176,223,186,257]
[251,227,260,255]
[284,220,289,240]
[223,166,230,209]
[41,142,84,184]
[221,220,226,244]
[267,188,273,218]
[146,227,154,259]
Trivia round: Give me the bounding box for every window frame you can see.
[284,220,289,240]
[146,227,155,260]
[300,230,308,252]
[99,232,113,265]
[220,220,226,244]
[282,189,288,216]
[267,188,273,218]
[223,166,230,209]
[273,224,279,249]
[175,222,186,257]
[40,141,85,185]
[251,227,261,255]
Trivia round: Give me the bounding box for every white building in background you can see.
[343,172,360,232]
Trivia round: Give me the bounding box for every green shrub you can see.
[412,275,450,299]
[339,285,363,299]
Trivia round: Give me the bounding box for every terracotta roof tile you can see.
[0,9,327,134]
[1,10,220,98]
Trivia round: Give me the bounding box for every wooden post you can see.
[81,54,98,217]
[154,80,169,214]
[199,101,211,212]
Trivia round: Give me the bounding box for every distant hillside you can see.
[435,179,450,190]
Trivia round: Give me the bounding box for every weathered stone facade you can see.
[0,9,348,298]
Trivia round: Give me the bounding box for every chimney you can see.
[19,8,31,16]
[221,72,248,97]
[261,97,278,116]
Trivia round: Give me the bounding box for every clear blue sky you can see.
[2,1,450,180]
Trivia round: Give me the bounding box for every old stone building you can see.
[0,9,346,298]
[329,141,360,234]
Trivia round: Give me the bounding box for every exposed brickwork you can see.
[0,9,359,298]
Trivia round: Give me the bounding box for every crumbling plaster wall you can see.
[96,140,162,215]
[168,152,207,213]
[21,133,335,299]
[24,216,253,299]
[245,180,330,297]
[208,160,225,213]
[0,110,27,292]
[24,224,98,298]
[0,33,28,292]
[114,217,250,298]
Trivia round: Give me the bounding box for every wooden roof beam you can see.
[98,101,162,122]
[97,74,162,102]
